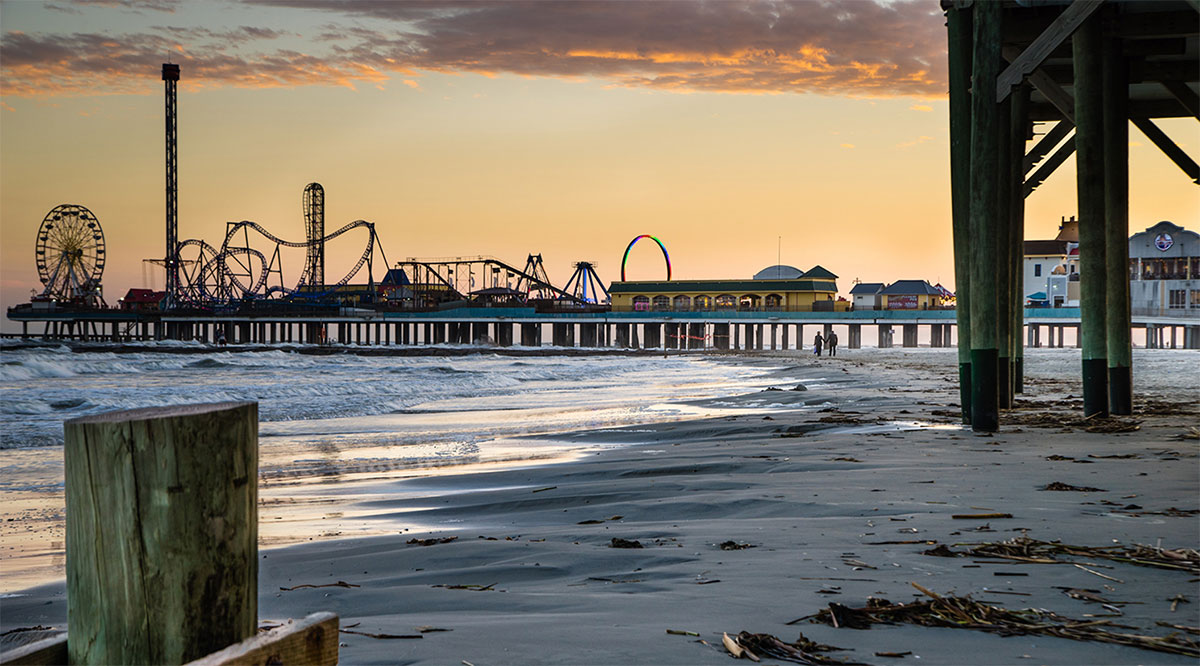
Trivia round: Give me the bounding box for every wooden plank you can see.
[1161,80,1199,119]
[0,634,67,666]
[1131,117,1200,183]
[1005,46,1078,124]
[1024,135,1076,197]
[186,613,339,666]
[65,402,259,665]
[1023,120,1073,174]
[997,0,1104,102]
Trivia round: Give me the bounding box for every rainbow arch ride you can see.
[620,235,671,281]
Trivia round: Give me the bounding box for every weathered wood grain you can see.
[185,613,339,666]
[64,402,258,665]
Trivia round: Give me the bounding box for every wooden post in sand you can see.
[64,402,258,665]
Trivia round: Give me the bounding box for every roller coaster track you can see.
[177,219,388,306]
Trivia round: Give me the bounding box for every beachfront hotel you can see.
[608,264,849,312]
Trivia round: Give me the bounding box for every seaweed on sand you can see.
[794,584,1199,657]
[923,536,1200,575]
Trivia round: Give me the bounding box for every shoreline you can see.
[2,348,1197,664]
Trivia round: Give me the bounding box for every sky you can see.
[1,0,1197,322]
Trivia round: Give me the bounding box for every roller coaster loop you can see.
[620,234,671,282]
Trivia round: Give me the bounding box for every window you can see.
[764,294,782,310]
[1034,264,1042,277]
[715,294,736,310]
[632,296,650,311]
[693,295,712,310]
[1191,290,1200,310]
[1168,289,1186,309]
[739,294,760,310]
[672,295,691,311]
[652,295,670,311]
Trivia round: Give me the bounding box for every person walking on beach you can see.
[827,331,838,357]
[813,332,824,357]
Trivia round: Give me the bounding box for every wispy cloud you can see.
[3,0,947,99]
[910,104,933,112]
[896,135,934,148]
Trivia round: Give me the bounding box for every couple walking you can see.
[813,330,837,357]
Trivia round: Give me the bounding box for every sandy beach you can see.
[2,347,1197,665]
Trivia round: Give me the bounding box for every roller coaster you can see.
[173,183,388,308]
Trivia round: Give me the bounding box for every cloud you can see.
[3,0,948,99]
[896,135,933,148]
[840,143,855,149]
[910,104,933,112]
[0,30,392,97]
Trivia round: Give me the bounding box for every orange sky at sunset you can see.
[2,0,1197,325]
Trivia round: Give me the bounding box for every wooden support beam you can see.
[1131,117,1200,183]
[1024,120,1073,174]
[997,0,1104,102]
[1104,26,1133,416]
[969,0,1002,432]
[1024,135,1076,196]
[1010,85,1031,396]
[1075,13,1110,418]
[948,5,974,424]
[1006,46,1079,124]
[1161,80,1199,120]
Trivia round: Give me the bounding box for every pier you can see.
[7,307,1198,351]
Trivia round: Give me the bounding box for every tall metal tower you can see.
[162,63,180,306]
[303,182,325,290]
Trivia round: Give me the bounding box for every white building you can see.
[1129,221,1199,316]
[1023,217,1078,307]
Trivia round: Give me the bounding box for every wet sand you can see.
[2,348,1197,664]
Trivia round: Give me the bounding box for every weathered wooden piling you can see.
[1102,16,1132,415]
[1074,13,1109,418]
[968,0,1002,432]
[64,402,258,665]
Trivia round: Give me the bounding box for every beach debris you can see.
[531,486,557,493]
[339,628,422,639]
[722,632,759,661]
[1169,594,1190,612]
[278,580,359,591]
[697,579,722,585]
[433,583,497,591]
[417,626,451,633]
[588,576,643,584]
[874,651,913,658]
[1157,622,1200,634]
[610,537,644,549]
[667,629,700,636]
[720,632,860,665]
[407,536,458,546]
[1171,427,1200,441]
[578,515,623,525]
[829,456,864,462]
[951,513,1012,520]
[1074,563,1124,583]
[795,584,1200,657]
[1042,482,1106,492]
[720,541,757,550]
[922,536,1200,575]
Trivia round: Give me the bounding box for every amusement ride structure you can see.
[34,204,106,307]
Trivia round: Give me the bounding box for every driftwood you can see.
[0,613,339,666]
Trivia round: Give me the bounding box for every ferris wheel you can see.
[35,204,106,304]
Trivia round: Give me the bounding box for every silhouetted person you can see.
[813,332,824,356]
[827,331,838,357]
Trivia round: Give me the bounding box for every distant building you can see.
[1129,221,1199,316]
[849,282,884,310]
[120,288,165,312]
[609,265,847,312]
[878,280,946,310]
[1023,216,1079,307]
[1024,217,1197,315]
